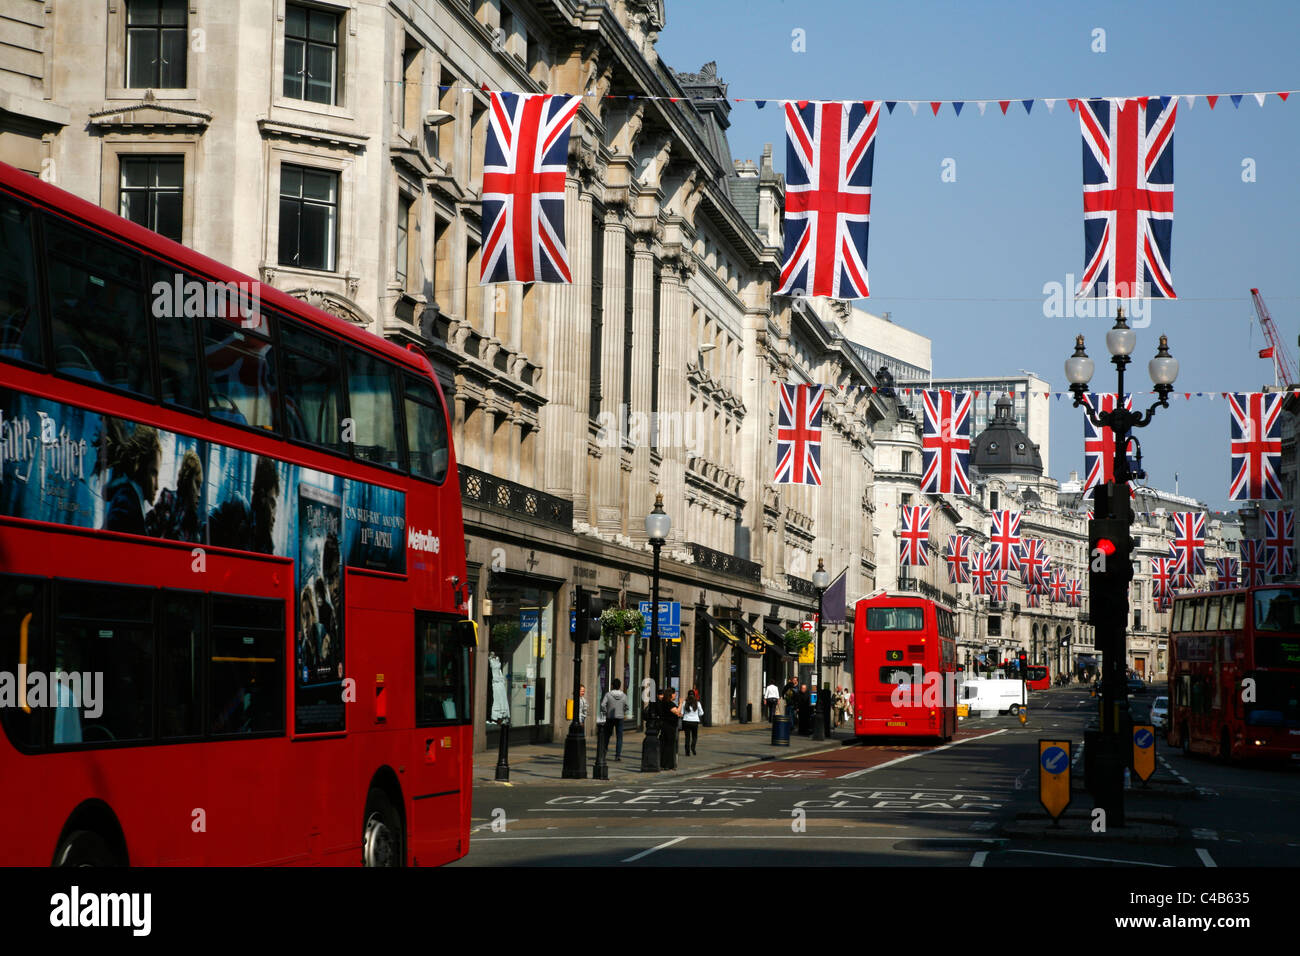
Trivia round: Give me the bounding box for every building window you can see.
[395,193,412,289]
[278,165,338,272]
[284,4,340,105]
[401,36,423,131]
[119,156,183,243]
[126,0,187,89]
[901,451,912,473]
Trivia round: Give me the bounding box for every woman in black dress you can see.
[658,689,681,770]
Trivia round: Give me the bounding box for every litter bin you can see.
[771,713,792,746]
[746,702,753,723]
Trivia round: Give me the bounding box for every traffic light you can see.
[573,587,602,643]
[1089,517,1134,627]
[1017,651,1028,674]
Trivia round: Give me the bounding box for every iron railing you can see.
[459,465,573,531]
[690,542,762,583]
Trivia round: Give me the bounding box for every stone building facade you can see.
[11,0,896,749]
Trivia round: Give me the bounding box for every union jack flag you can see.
[971,551,994,597]
[1066,579,1084,608]
[1026,589,1041,609]
[1151,557,1174,599]
[778,100,879,299]
[1170,512,1206,579]
[921,390,972,495]
[775,384,824,485]
[1228,392,1284,501]
[1078,96,1176,299]
[899,505,932,567]
[1168,544,1194,590]
[481,92,582,284]
[1082,393,1137,492]
[989,571,1009,603]
[1214,557,1239,590]
[1241,539,1268,587]
[945,534,970,584]
[1018,539,1048,592]
[1048,568,1068,603]
[1264,509,1295,576]
[990,510,1022,572]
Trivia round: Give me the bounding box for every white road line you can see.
[1192,828,1218,841]
[1197,847,1217,867]
[622,836,687,862]
[1008,849,1170,867]
[970,851,988,867]
[838,730,1008,779]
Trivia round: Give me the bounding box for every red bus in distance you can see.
[1024,664,1050,691]
[852,592,958,740]
[1166,585,1300,763]
[0,162,474,865]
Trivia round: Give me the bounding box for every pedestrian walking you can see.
[764,680,780,721]
[578,684,587,725]
[681,690,703,755]
[600,678,628,760]
[659,688,681,770]
[797,683,812,736]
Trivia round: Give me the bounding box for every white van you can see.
[959,678,1026,716]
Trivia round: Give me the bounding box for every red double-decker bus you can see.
[1024,664,1051,692]
[852,592,958,740]
[1166,585,1300,763]
[0,162,474,865]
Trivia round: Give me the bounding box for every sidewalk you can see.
[473,718,848,785]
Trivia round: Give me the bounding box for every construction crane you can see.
[1250,288,1298,387]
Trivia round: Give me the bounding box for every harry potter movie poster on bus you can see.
[295,481,345,735]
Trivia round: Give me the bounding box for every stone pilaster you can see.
[595,207,628,533]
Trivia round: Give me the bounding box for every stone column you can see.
[656,255,691,545]
[595,208,628,534]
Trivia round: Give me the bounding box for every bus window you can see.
[280,320,345,452]
[160,591,204,740]
[416,614,471,724]
[45,218,151,397]
[1171,600,1185,632]
[1255,589,1300,632]
[866,607,924,631]
[0,196,43,365]
[149,267,202,411]
[1192,598,1206,632]
[53,582,154,746]
[0,575,47,750]
[203,318,278,432]
[1206,596,1221,631]
[404,374,449,483]
[209,596,284,736]
[1232,594,1247,630]
[346,348,402,469]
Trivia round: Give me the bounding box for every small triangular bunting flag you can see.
[1068,98,1079,112]
[1182,94,1195,109]
[999,100,1010,114]
[797,100,809,109]
[885,101,897,113]
[1207,95,1219,109]
[1022,99,1033,115]
[1280,91,1291,102]
[930,101,942,116]
[755,100,767,109]
[1254,92,1266,107]
[976,101,988,115]
[1044,98,1056,112]
[952,101,964,116]
[908,101,919,115]
[1231,94,1243,108]
[1137,96,1149,108]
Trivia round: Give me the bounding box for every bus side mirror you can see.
[457,620,478,647]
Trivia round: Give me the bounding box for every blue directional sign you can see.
[570,610,575,634]
[1134,728,1154,749]
[1040,746,1069,775]
[639,601,681,640]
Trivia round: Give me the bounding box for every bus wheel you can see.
[53,830,116,867]
[362,788,403,867]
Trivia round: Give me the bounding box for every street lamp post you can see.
[641,493,671,773]
[1065,308,1178,826]
[812,558,830,742]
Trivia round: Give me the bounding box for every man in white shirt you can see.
[764,681,780,722]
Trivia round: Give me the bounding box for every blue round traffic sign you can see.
[1134,728,1154,749]
[1040,746,1069,774]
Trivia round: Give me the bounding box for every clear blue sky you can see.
[658,0,1300,512]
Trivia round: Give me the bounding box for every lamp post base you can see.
[494,720,510,782]
[640,725,660,773]
[561,721,587,779]
[592,724,610,780]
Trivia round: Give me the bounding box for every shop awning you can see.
[762,623,795,659]
[697,610,738,646]
[726,617,768,658]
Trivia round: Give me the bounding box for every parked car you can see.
[1150,695,1169,730]
[1127,676,1146,694]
